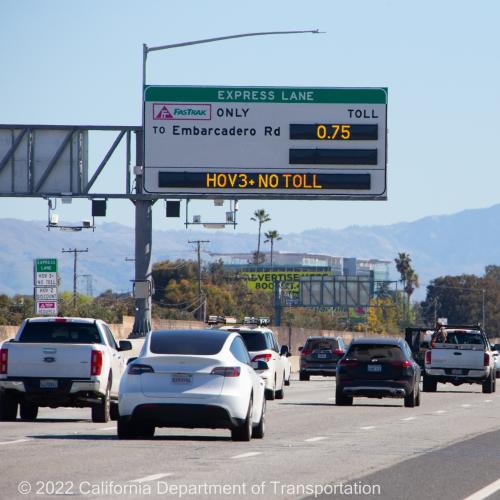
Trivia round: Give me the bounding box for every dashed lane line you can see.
[231,452,262,459]
[463,477,500,500]
[0,439,30,446]
[400,416,417,421]
[305,436,327,442]
[130,473,173,483]
[360,426,376,430]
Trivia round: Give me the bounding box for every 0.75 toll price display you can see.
[289,124,378,141]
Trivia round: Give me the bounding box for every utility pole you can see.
[62,248,88,308]
[189,240,209,321]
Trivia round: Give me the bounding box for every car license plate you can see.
[367,365,382,373]
[451,369,463,375]
[40,379,58,389]
[171,374,192,385]
[317,354,327,359]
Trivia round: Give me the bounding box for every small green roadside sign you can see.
[35,258,58,273]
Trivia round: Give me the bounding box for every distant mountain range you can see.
[1,203,500,297]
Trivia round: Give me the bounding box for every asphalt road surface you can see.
[0,377,499,500]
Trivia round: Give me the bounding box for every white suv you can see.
[218,323,291,400]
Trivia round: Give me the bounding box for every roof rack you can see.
[207,315,238,326]
[243,316,270,326]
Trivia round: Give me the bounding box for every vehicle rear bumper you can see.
[339,380,412,398]
[300,367,337,376]
[121,403,244,430]
[425,368,490,383]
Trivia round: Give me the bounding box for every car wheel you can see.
[299,372,310,381]
[422,375,437,392]
[110,402,119,421]
[415,386,421,407]
[92,382,111,423]
[231,397,253,442]
[275,373,285,399]
[19,402,38,420]
[404,388,417,408]
[0,392,18,421]
[335,386,353,406]
[252,399,266,439]
[117,418,138,439]
[137,423,155,439]
[482,373,495,394]
[284,374,291,386]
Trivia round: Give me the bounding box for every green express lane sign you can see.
[35,258,58,273]
[143,86,388,200]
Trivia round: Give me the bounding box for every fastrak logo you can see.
[153,103,211,120]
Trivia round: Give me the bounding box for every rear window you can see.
[443,331,484,346]
[347,344,404,362]
[305,338,339,350]
[238,331,268,351]
[150,330,228,355]
[18,322,101,344]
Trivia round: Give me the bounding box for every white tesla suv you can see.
[118,329,266,441]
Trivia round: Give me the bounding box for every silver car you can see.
[491,343,500,379]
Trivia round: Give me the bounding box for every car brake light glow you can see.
[252,353,272,363]
[0,348,8,374]
[128,363,155,375]
[55,318,67,323]
[484,353,490,366]
[338,358,359,367]
[333,348,345,356]
[211,367,241,377]
[425,351,432,364]
[390,360,412,368]
[91,350,103,376]
[300,348,312,356]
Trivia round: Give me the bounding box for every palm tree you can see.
[404,268,420,312]
[264,230,282,266]
[250,209,271,266]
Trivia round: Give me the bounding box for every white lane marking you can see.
[463,477,500,500]
[401,416,416,421]
[0,439,30,446]
[461,404,472,408]
[483,399,492,403]
[232,452,262,459]
[130,473,173,483]
[435,410,446,414]
[305,436,327,442]
[98,426,116,431]
[360,426,376,430]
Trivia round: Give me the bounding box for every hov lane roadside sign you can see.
[36,301,58,316]
[143,85,388,200]
[34,287,58,301]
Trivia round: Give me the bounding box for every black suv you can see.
[299,336,346,381]
[336,338,421,407]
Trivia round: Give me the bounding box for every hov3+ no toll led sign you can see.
[143,86,388,200]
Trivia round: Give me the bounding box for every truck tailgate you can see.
[5,343,94,378]
[431,348,485,369]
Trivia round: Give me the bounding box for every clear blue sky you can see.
[1,0,499,235]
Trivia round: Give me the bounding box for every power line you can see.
[188,240,209,321]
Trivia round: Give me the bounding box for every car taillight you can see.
[211,367,241,377]
[300,348,312,356]
[128,363,154,375]
[338,358,359,367]
[55,318,67,323]
[484,353,490,366]
[0,348,8,374]
[333,348,345,356]
[252,353,272,363]
[91,350,103,376]
[390,360,412,368]
[425,351,432,364]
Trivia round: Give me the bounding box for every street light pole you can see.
[131,29,321,337]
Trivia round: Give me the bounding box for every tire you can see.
[415,386,421,407]
[482,373,494,394]
[110,402,119,421]
[265,376,276,401]
[252,399,266,439]
[0,392,18,421]
[92,382,111,423]
[422,375,437,392]
[335,386,353,406]
[496,371,500,379]
[20,402,38,420]
[284,374,291,386]
[231,398,253,442]
[404,387,417,408]
[137,423,155,439]
[275,373,285,400]
[299,372,310,381]
[117,418,138,439]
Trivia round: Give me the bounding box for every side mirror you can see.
[119,340,132,352]
[126,357,138,365]
[252,360,269,371]
[298,346,303,352]
[280,345,289,356]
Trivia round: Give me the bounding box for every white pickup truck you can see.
[0,317,132,422]
[423,327,496,393]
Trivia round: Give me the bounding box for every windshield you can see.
[440,331,484,346]
[305,338,339,350]
[18,322,101,343]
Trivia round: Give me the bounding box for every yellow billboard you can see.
[241,270,331,293]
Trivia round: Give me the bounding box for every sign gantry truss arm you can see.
[0,125,141,199]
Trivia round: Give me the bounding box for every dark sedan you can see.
[335,338,421,407]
